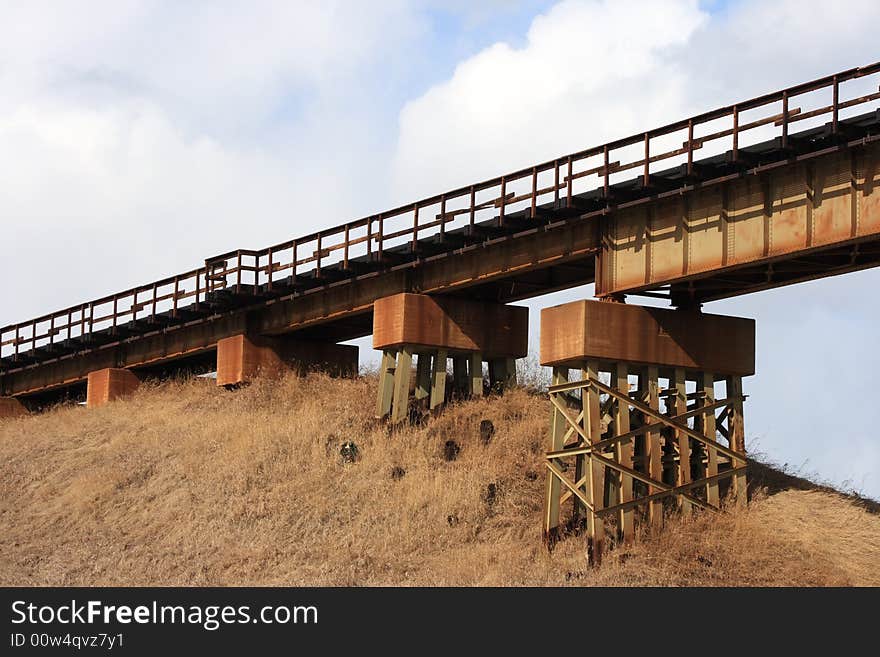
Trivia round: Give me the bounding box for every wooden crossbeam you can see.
[545,461,594,513]
[590,379,747,465]
[595,467,747,517]
[560,461,748,513]
[548,393,591,445]
[547,378,589,394]
[561,408,585,448]
[559,472,589,505]
[545,396,738,459]
[588,451,712,512]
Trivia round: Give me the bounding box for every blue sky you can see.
[2,0,878,496]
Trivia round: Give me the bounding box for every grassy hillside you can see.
[1,372,877,586]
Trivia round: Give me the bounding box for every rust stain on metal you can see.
[373,293,528,359]
[540,299,755,376]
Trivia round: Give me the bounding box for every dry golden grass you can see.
[1,372,877,586]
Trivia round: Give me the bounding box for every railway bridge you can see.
[2,62,879,411]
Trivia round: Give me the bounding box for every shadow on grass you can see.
[747,457,880,515]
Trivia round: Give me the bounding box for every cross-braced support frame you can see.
[543,362,747,564]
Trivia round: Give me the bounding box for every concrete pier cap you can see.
[86,368,141,408]
[216,333,358,387]
[372,293,529,358]
[0,396,28,419]
[372,292,529,422]
[539,299,755,377]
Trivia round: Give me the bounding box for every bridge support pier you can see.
[540,299,754,563]
[0,397,28,419]
[373,293,528,422]
[86,368,141,408]
[215,333,358,387]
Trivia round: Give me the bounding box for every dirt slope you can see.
[1,373,877,586]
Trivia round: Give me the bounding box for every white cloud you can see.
[392,0,707,199]
[0,1,422,319]
[1,100,317,317]
[392,0,880,198]
[0,1,419,134]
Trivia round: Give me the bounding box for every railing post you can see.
[603,146,610,199]
[566,157,573,207]
[88,302,94,334]
[292,240,298,282]
[411,204,419,252]
[553,160,560,207]
[235,252,242,291]
[377,214,384,261]
[832,75,839,135]
[316,234,322,278]
[267,247,274,290]
[732,105,739,162]
[643,132,650,187]
[440,194,446,238]
[67,310,72,340]
[687,120,694,177]
[151,284,157,320]
[499,177,506,226]
[531,166,538,218]
[14,326,19,357]
[112,296,118,328]
[173,277,179,314]
[782,90,789,149]
[469,186,475,229]
[367,218,373,259]
[343,226,350,270]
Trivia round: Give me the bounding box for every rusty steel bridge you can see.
[3,62,880,403]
